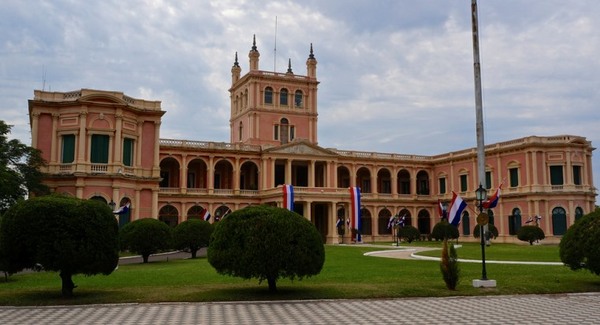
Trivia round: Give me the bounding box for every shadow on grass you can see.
[4,289,127,306]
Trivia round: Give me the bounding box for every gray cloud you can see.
[2,0,599,197]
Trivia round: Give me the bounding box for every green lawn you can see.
[1,243,598,306]
[413,241,561,262]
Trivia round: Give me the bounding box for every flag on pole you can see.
[482,182,503,209]
[387,215,396,229]
[283,184,294,211]
[349,187,362,242]
[113,202,130,215]
[398,214,406,227]
[201,208,211,221]
[336,217,342,228]
[447,191,467,227]
[438,199,445,219]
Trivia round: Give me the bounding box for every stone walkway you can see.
[2,293,599,324]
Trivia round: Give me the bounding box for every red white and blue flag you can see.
[201,208,211,221]
[349,187,362,242]
[482,182,503,209]
[113,202,130,215]
[438,199,445,219]
[387,215,396,229]
[283,184,294,211]
[447,191,467,227]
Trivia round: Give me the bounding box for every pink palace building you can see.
[27,37,596,244]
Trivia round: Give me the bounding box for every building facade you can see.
[28,38,596,244]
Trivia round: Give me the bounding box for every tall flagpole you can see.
[471,0,486,189]
[471,0,496,288]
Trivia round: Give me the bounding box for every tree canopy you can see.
[172,219,213,258]
[119,218,172,263]
[560,208,600,275]
[208,205,325,292]
[0,120,48,215]
[0,195,119,296]
[517,225,545,245]
[431,221,460,241]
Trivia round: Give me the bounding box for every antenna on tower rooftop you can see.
[42,65,46,91]
[274,16,278,72]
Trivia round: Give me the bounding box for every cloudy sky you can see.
[2,0,599,197]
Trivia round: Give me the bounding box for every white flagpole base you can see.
[472,279,497,288]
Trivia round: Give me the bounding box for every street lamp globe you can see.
[475,184,487,202]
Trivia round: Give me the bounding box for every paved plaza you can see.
[1,293,600,324]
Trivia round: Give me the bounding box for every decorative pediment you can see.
[79,94,127,105]
[264,141,338,157]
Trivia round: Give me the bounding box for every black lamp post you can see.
[394,214,399,246]
[475,184,488,280]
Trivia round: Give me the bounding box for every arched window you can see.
[397,169,410,194]
[462,211,470,235]
[509,208,521,235]
[552,207,567,235]
[238,122,243,141]
[416,170,429,195]
[280,118,289,144]
[575,207,584,221]
[90,195,108,205]
[187,205,205,220]
[295,90,303,107]
[159,204,179,227]
[360,207,372,235]
[264,87,273,104]
[280,88,288,106]
[398,209,412,227]
[214,205,231,222]
[378,208,392,235]
[417,209,430,235]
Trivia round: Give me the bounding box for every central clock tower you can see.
[229,35,319,148]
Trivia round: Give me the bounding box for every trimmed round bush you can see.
[431,221,460,241]
[398,225,420,243]
[517,225,545,245]
[120,218,172,263]
[172,219,213,258]
[208,205,325,292]
[560,208,600,275]
[0,195,119,296]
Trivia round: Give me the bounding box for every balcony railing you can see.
[214,189,234,195]
[90,164,108,173]
[186,188,208,194]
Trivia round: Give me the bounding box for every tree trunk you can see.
[142,254,150,263]
[59,271,76,297]
[267,276,277,292]
[191,248,197,259]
